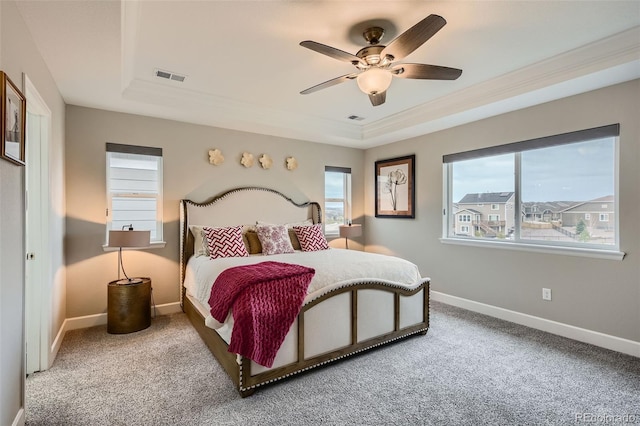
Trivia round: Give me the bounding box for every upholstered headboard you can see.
[179,187,322,303]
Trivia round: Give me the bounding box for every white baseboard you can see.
[48,302,183,367]
[12,408,24,426]
[431,291,640,358]
[63,301,182,332]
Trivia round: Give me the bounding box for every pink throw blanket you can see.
[208,261,315,367]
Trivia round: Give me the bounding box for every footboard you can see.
[184,278,430,397]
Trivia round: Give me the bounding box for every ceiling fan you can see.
[299,14,462,107]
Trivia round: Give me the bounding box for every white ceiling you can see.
[16,1,640,148]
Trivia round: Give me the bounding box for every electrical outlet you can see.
[542,288,552,301]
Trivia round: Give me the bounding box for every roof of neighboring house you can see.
[458,192,514,204]
[558,195,615,213]
[522,201,577,213]
[456,208,482,215]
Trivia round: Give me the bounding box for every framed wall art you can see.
[375,154,415,218]
[1,71,26,166]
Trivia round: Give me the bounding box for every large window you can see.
[106,143,163,243]
[324,166,352,236]
[443,124,620,254]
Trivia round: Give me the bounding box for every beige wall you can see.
[65,106,364,318]
[365,79,640,343]
[0,1,66,425]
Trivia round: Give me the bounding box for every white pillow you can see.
[257,219,313,228]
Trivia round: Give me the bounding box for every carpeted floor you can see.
[26,301,640,425]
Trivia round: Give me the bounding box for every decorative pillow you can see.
[288,229,302,250]
[244,230,263,254]
[189,225,208,257]
[293,224,330,252]
[203,226,249,259]
[256,224,294,255]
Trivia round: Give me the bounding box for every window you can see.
[459,214,471,222]
[324,166,352,236]
[106,143,163,243]
[460,225,470,233]
[491,204,499,210]
[443,124,620,254]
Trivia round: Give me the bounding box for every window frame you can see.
[442,124,624,260]
[105,143,165,248]
[324,166,352,237]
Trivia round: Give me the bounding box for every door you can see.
[24,76,51,374]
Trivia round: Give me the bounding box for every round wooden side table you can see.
[107,277,151,334]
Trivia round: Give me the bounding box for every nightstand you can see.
[107,277,151,334]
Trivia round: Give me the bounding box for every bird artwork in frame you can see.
[375,154,415,218]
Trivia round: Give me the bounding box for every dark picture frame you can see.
[1,71,26,166]
[375,154,415,218]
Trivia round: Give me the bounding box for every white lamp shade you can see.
[339,224,362,238]
[356,68,393,95]
[108,230,150,248]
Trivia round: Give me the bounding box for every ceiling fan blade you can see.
[392,63,462,80]
[368,91,386,106]
[381,14,446,62]
[300,41,364,66]
[300,73,359,95]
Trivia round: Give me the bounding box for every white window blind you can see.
[106,143,163,243]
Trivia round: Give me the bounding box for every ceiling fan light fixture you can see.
[356,68,392,95]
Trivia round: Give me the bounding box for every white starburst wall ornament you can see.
[241,152,255,168]
[259,154,273,169]
[208,149,224,165]
[286,157,298,171]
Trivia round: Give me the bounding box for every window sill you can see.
[102,241,167,252]
[439,237,625,261]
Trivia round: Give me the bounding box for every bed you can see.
[179,187,430,397]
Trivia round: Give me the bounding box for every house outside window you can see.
[106,143,163,243]
[325,166,352,236]
[443,124,620,253]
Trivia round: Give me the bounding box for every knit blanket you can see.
[208,261,315,368]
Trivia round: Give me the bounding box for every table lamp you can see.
[339,223,362,250]
[108,226,150,284]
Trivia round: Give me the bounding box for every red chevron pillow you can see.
[203,226,249,259]
[293,224,329,252]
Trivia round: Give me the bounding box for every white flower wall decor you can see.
[259,154,273,169]
[208,149,224,165]
[241,152,255,168]
[286,157,298,171]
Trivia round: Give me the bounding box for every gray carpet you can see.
[26,301,640,425]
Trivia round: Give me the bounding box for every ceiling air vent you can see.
[154,69,187,82]
[347,115,365,121]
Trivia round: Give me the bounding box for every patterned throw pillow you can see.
[293,224,329,252]
[203,226,249,259]
[256,224,294,255]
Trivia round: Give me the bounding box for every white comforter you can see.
[184,248,423,314]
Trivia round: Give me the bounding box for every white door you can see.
[25,111,43,374]
[24,76,51,375]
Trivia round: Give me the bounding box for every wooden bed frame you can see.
[180,187,430,397]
